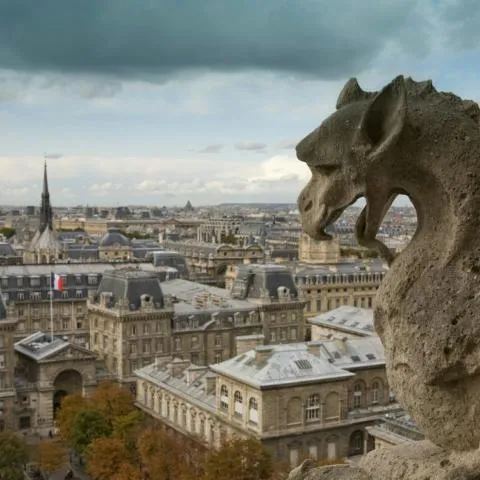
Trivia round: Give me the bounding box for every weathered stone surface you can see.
[295,74,480,456]
[287,460,371,480]
[290,444,480,479]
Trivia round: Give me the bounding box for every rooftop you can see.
[211,337,385,389]
[161,278,256,314]
[136,360,216,412]
[210,343,355,389]
[15,332,68,361]
[308,306,375,336]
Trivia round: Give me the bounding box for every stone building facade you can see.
[135,337,398,466]
[88,269,174,387]
[196,217,242,243]
[13,332,97,435]
[162,240,264,286]
[88,264,306,386]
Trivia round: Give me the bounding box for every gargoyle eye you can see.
[312,165,340,175]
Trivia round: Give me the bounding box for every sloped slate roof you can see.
[309,306,375,336]
[96,269,164,309]
[99,228,130,247]
[210,344,354,389]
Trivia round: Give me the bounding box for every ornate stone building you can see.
[23,162,63,264]
[98,229,133,261]
[135,337,399,466]
[162,240,264,286]
[14,332,97,435]
[88,264,306,387]
[88,269,175,387]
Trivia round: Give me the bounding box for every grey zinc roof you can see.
[210,344,354,389]
[14,331,96,362]
[136,361,216,412]
[161,279,256,314]
[321,336,385,370]
[309,306,375,336]
[0,243,18,257]
[96,269,165,309]
[231,263,298,300]
[99,228,130,247]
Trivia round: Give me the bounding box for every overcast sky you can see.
[1,0,479,206]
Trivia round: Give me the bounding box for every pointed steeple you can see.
[43,159,49,196]
[39,160,53,233]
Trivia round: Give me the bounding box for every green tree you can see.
[0,431,28,480]
[70,410,112,454]
[0,227,15,239]
[203,438,273,480]
[56,393,89,444]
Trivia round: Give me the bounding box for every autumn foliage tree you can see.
[0,431,28,480]
[203,438,273,480]
[56,392,89,443]
[137,427,206,480]
[36,439,68,476]
[86,437,142,480]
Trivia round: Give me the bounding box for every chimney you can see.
[186,366,208,385]
[205,372,216,395]
[235,334,265,356]
[166,358,190,378]
[306,341,322,356]
[254,345,273,364]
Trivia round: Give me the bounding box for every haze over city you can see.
[1,1,479,206]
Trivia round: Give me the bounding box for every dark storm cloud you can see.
[0,0,433,80]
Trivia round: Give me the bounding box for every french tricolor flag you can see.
[52,273,64,292]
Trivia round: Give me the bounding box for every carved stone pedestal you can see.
[291,442,480,480]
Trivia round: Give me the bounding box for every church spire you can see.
[39,160,53,233]
[43,159,49,196]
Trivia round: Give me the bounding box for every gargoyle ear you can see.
[354,75,407,158]
[336,78,373,109]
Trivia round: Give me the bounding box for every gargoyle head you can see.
[297,75,407,241]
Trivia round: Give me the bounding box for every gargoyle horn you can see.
[336,78,376,110]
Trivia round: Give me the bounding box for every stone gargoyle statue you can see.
[294,75,480,479]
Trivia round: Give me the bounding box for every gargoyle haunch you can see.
[297,75,480,451]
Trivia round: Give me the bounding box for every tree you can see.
[203,438,273,480]
[0,227,15,239]
[87,437,141,480]
[0,431,28,480]
[56,393,89,444]
[90,381,136,425]
[36,440,67,477]
[70,409,112,454]
[138,427,184,480]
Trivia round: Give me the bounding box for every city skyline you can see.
[0,1,479,206]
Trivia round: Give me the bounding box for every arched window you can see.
[305,394,320,420]
[371,381,381,404]
[234,391,243,417]
[220,385,229,410]
[353,383,364,408]
[249,398,258,424]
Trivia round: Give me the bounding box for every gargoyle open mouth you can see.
[316,207,344,240]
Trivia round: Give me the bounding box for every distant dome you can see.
[99,228,130,247]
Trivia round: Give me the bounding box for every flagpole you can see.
[50,271,54,341]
